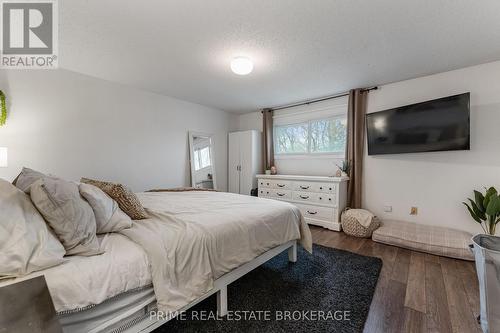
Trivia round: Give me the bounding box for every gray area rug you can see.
[154,244,382,333]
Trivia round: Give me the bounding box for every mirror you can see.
[189,132,217,190]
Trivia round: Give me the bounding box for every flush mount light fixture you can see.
[230,57,253,75]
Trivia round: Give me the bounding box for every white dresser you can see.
[257,174,349,231]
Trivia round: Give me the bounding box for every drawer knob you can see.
[307,211,318,215]
[329,198,332,201]
[300,185,310,189]
[320,187,323,190]
[299,195,309,199]
[277,184,285,187]
[329,188,332,190]
[319,197,322,200]
[267,183,270,186]
[277,192,285,197]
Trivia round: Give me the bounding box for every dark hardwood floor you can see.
[309,226,481,333]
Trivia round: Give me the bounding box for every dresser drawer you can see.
[271,180,292,190]
[295,203,334,221]
[258,179,272,188]
[292,191,336,206]
[293,191,318,203]
[258,188,272,197]
[293,181,336,193]
[269,189,292,200]
[316,182,336,193]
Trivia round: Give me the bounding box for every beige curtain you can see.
[346,89,368,208]
[262,108,274,170]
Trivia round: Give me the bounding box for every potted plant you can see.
[335,160,351,177]
[463,187,500,235]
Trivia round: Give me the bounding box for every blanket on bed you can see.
[119,191,312,313]
[147,187,216,192]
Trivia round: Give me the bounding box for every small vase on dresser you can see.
[256,174,349,231]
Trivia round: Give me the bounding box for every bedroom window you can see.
[274,115,347,156]
[193,146,211,170]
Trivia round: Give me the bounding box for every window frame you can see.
[274,114,347,159]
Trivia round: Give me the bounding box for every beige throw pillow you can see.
[14,167,46,193]
[30,177,102,256]
[80,178,148,220]
[79,183,132,233]
[0,179,66,278]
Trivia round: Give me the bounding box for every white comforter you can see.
[120,191,312,313]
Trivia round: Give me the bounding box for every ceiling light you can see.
[231,57,253,75]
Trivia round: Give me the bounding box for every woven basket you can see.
[341,211,381,238]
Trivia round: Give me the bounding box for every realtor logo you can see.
[1,0,58,68]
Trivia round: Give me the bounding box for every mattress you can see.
[0,233,152,313]
[58,286,155,333]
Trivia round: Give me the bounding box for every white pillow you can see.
[79,183,132,234]
[0,179,65,278]
[30,177,103,256]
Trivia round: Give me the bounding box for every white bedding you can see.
[0,233,151,312]
[120,191,312,313]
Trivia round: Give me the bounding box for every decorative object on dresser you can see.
[335,160,351,177]
[257,174,348,231]
[228,130,262,195]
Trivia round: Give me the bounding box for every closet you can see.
[228,130,262,195]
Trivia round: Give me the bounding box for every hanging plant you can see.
[0,90,6,126]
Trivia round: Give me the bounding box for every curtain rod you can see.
[263,86,378,112]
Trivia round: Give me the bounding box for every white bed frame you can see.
[106,240,298,333]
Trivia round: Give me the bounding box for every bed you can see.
[1,190,312,333]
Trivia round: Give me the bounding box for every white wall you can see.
[364,61,500,234]
[0,69,231,191]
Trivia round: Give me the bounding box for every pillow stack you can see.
[79,183,133,233]
[0,178,65,278]
[1,167,142,279]
[80,178,148,220]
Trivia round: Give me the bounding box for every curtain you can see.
[346,89,368,208]
[262,108,274,171]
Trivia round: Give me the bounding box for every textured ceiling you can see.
[60,0,500,113]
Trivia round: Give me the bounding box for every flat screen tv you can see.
[366,93,470,155]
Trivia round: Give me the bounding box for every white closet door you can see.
[239,131,254,195]
[228,132,240,194]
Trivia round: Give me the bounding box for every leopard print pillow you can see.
[80,178,148,220]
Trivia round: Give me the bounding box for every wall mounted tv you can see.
[366,93,470,155]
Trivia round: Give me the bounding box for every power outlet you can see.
[410,207,418,215]
[383,205,393,213]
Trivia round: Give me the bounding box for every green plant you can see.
[0,90,6,126]
[463,187,500,235]
[336,160,351,174]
